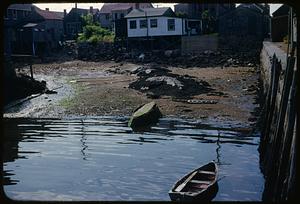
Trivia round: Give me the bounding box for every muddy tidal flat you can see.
[4,60,261,127]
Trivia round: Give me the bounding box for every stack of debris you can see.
[129,65,212,99]
[63,40,78,58]
[77,42,116,61]
[137,50,259,68]
[75,37,260,68]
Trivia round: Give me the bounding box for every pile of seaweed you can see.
[129,65,212,99]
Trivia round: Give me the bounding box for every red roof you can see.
[35,7,63,20]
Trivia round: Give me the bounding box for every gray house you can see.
[4,4,65,56]
[174,3,235,33]
[4,4,33,56]
[64,6,99,40]
[18,7,64,56]
[219,4,271,40]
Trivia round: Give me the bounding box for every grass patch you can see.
[59,79,85,109]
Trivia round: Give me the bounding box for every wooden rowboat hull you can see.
[169,182,218,202]
[169,161,218,202]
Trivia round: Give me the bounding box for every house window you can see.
[140,19,147,28]
[114,13,118,20]
[12,9,17,19]
[120,13,124,18]
[105,14,109,20]
[168,19,175,31]
[150,19,157,28]
[129,20,136,29]
[4,9,8,18]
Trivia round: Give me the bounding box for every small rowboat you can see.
[169,161,218,202]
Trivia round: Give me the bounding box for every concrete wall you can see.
[181,34,218,54]
[260,41,287,94]
[127,16,184,37]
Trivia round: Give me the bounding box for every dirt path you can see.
[4,60,261,126]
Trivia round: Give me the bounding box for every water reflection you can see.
[2,117,263,201]
[79,119,88,160]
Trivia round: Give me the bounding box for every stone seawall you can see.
[181,35,218,54]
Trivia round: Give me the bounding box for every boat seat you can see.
[190,180,211,184]
[197,170,215,175]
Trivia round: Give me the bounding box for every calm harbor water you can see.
[3,117,264,201]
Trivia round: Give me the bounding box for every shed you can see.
[271,5,289,42]
[63,7,99,40]
[219,4,270,40]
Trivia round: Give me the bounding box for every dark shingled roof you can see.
[35,7,63,20]
[125,7,175,18]
[69,7,99,15]
[100,3,153,14]
[53,11,65,19]
[8,4,33,11]
[100,3,131,13]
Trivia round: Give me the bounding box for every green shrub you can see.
[77,14,114,44]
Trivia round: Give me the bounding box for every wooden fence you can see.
[259,9,297,201]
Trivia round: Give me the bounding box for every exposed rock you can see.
[138,53,145,62]
[146,92,160,99]
[128,101,162,129]
[164,50,173,57]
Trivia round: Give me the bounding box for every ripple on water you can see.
[3,117,264,201]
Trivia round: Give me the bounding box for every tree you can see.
[175,12,188,18]
[201,10,216,34]
[77,14,115,43]
[81,13,100,27]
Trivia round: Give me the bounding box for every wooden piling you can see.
[259,8,297,201]
[259,40,297,202]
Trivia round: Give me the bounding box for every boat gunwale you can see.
[169,161,218,197]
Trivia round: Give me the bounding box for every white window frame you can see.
[168,19,175,31]
[150,19,157,28]
[139,19,147,29]
[129,20,137,29]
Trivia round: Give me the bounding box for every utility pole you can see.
[145,11,149,51]
[75,3,78,38]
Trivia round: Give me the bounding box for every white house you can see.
[125,7,188,38]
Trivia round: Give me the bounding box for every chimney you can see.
[64,9,67,17]
[46,8,49,11]
[135,3,140,9]
[90,6,93,14]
